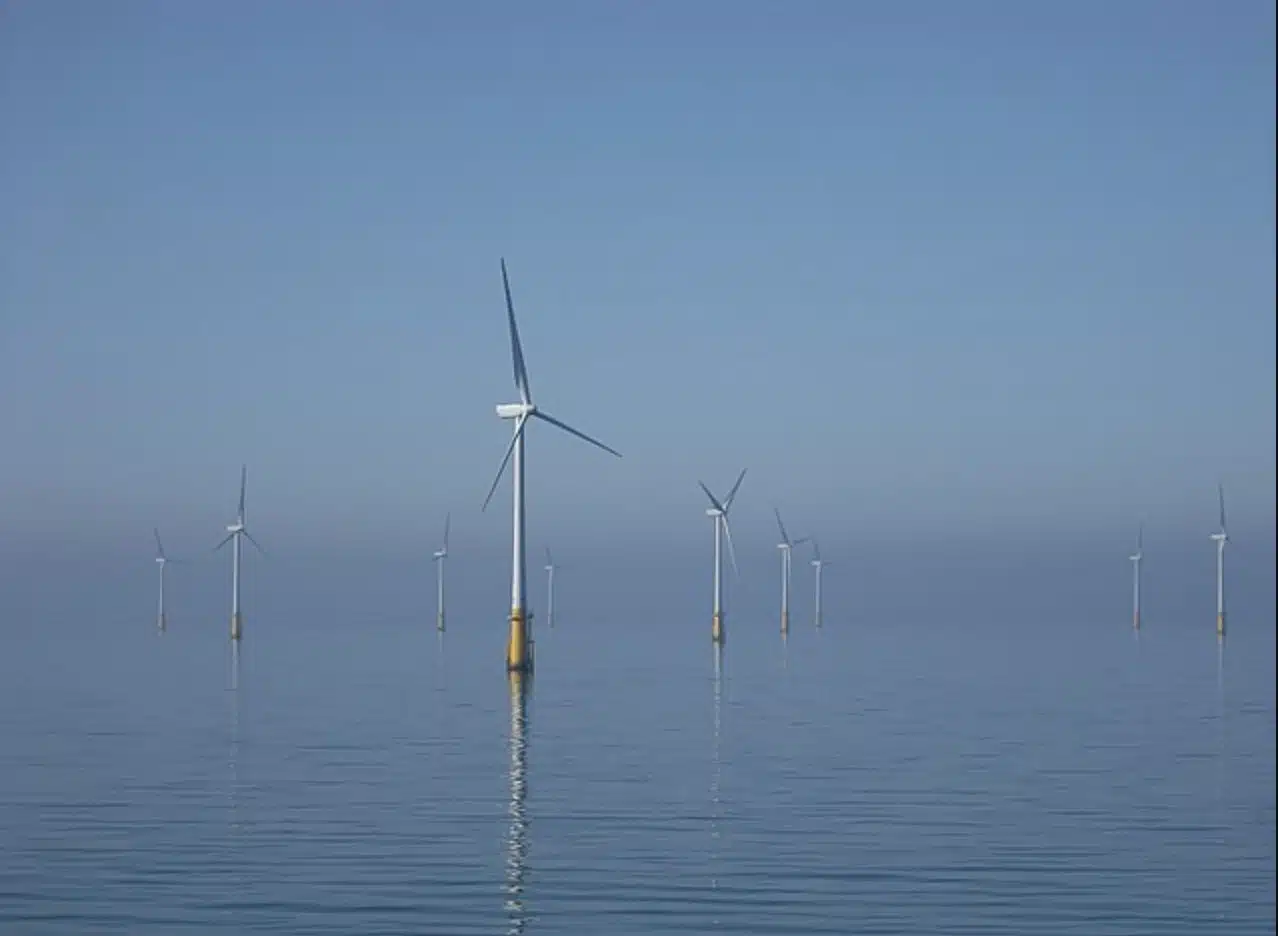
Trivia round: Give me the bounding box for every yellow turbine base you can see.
[712,612,724,644]
[231,611,243,641]
[507,609,532,672]
[1217,612,1226,636]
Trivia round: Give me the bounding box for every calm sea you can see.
[0,559,1273,934]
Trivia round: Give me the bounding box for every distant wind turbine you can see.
[699,469,747,644]
[810,540,828,628]
[1211,484,1228,636]
[153,527,181,631]
[215,465,264,641]
[433,513,450,632]
[482,259,622,673]
[1129,522,1143,630]
[774,508,809,635]
[543,547,557,629]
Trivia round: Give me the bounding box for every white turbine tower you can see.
[153,528,176,631]
[215,465,264,641]
[1211,483,1228,636]
[433,513,450,632]
[774,508,809,635]
[483,258,622,673]
[1129,522,1143,630]
[810,540,827,628]
[544,547,557,629]
[698,469,747,644]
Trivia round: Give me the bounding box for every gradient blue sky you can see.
[1,1,1274,554]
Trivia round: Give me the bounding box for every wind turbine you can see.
[543,547,557,629]
[698,469,747,644]
[153,527,179,631]
[215,465,264,641]
[810,540,827,628]
[482,258,622,673]
[433,513,450,632]
[1129,522,1143,630]
[1211,484,1228,636]
[774,508,809,635]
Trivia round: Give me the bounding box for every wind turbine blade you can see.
[214,533,234,551]
[722,515,740,579]
[812,540,822,563]
[154,528,166,560]
[792,537,810,547]
[443,512,451,551]
[1218,484,1227,534]
[773,507,790,545]
[1137,522,1143,552]
[545,546,553,568]
[532,410,622,458]
[482,415,528,512]
[724,468,748,512]
[698,481,725,513]
[244,531,267,556]
[238,464,247,521]
[501,258,532,404]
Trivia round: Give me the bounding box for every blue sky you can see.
[1,1,1274,554]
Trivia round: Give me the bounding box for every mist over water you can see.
[0,541,1273,934]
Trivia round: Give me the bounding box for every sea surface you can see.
[0,570,1274,934]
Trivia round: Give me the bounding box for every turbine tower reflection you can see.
[505,671,531,934]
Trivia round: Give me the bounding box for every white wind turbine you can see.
[215,465,264,641]
[774,508,809,635]
[153,527,183,631]
[543,547,557,629]
[1211,483,1228,636]
[433,513,450,632]
[482,258,622,673]
[810,540,828,628]
[698,469,747,644]
[1129,522,1143,630]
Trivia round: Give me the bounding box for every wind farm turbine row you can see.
[151,259,1238,666]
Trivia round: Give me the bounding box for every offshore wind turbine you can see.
[215,465,264,641]
[1129,522,1143,630]
[482,258,622,673]
[810,540,827,628]
[698,469,747,644]
[1211,483,1229,636]
[774,508,809,635]
[433,513,450,632]
[153,528,177,631]
[543,547,557,629]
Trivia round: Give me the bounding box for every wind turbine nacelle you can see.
[497,403,534,419]
[705,508,722,517]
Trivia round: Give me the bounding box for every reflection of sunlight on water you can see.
[710,644,722,921]
[505,671,530,935]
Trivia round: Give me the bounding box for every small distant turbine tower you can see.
[1211,484,1229,636]
[1129,522,1143,630]
[773,508,808,635]
[810,540,827,628]
[483,259,622,673]
[698,470,747,644]
[154,528,171,630]
[543,547,557,629]
[215,465,264,641]
[433,513,450,632]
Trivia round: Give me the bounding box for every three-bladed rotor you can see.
[482,259,622,512]
[216,464,266,555]
[699,469,747,577]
